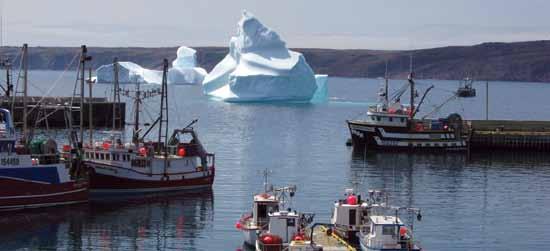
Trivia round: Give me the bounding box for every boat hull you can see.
[87,163,215,194]
[0,178,88,211]
[242,228,258,246]
[359,240,421,251]
[348,120,467,152]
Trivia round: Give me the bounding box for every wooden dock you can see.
[306,225,355,251]
[0,96,125,129]
[466,120,550,151]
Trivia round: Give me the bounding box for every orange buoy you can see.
[235,221,242,230]
[293,234,304,241]
[62,145,71,152]
[400,226,408,236]
[177,147,186,157]
[346,195,358,205]
[139,147,147,156]
[102,142,111,150]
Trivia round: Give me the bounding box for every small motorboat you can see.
[330,189,388,246]
[236,171,280,246]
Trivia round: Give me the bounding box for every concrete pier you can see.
[467,120,550,151]
[0,96,125,129]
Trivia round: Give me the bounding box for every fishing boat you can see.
[330,188,423,251]
[456,77,476,97]
[83,58,215,193]
[0,109,88,211]
[254,185,317,251]
[358,210,422,251]
[236,171,280,246]
[0,44,88,211]
[330,189,389,246]
[347,72,467,151]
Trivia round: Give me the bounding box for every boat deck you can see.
[308,226,355,251]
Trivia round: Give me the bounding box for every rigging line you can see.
[422,94,458,119]
[28,52,79,115]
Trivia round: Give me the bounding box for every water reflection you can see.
[0,190,214,251]
[348,150,550,250]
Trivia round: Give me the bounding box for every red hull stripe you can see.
[0,178,89,210]
[87,161,213,176]
[90,172,214,193]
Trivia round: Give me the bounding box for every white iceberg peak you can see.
[203,11,327,102]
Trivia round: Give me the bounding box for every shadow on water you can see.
[0,190,214,251]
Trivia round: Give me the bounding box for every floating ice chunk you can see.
[96,61,162,84]
[202,11,321,102]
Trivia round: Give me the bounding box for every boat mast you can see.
[79,45,91,146]
[408,54,415,118]
[22,44,28,143]
[87,68,93,146]
[132,80,141,144]
[157,59,169,154]
[1,58,11,97]
[113,57,120,130]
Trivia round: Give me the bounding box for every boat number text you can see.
[1,158,20,165]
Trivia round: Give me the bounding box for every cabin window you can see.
[258,204,267,219]
[85,152,89,158]
[287,218,296,227]
[95,153,99,159]
[349,209,356,225]
[434,143,439,147]
[376,117,381,121]
[389,117,393,122]
[416,143,422,147]
[400,118,405,123]
[451,143,457,147]
[126,155,131,161]
[100,154,105,160]
[106,154,111,160]
[122,155,127,161]
[382,225,396,235]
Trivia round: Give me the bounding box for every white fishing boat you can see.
[328,188,423,251]
[236,171,280,246]
[330,189,388,245]
[358,214,421,251]
[83,58,215,194]
[347,71,467,151]
[254,185,316,251]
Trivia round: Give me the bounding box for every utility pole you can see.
[485,80,489,120]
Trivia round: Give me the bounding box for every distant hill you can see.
[1,40,550,82]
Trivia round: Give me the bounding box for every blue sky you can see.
[3,0,549,49]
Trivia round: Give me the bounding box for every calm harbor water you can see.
[2,71,550,250]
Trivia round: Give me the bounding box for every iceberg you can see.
[311,74,329,103]
[96,46,207,85]
[96,61,162,84]
[202,11,324,102]
[167,46,208,85]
